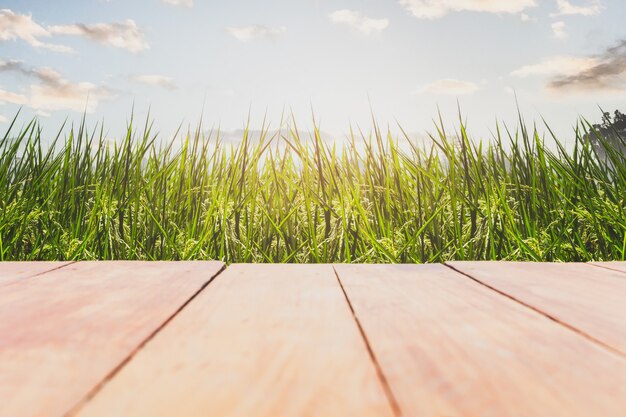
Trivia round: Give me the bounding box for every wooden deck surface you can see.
[1,262,625,417]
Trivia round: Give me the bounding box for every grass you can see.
[1,110,625,263]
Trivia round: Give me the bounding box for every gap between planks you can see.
[65,262,227,417]
[0,261,76,288]
[587,261,626,275]
[73,264,396,417]
[332,265,403,417]
[0,261,225,417]
[444,262,626,359]
[6,262,624,417]
[336,263,626,417]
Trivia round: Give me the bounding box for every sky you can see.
[0,0,625,140]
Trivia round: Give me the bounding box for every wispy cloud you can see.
[162,0,194,7]
[511,41,626,93]
[329,10,389,35]
[511,56,599,77]
[520,13,533,22]
[548,40,626,92]
[0,9,149,54]
[226,25,286,42]
[0,87,28,105]
[49,20,148,53]
[131,74,176,89]
[552,0,602,17]
[0,60,114,112]
[415,78,480,95]
[0,9,73,53]
[399,0,536,19]
[551,21,567,39]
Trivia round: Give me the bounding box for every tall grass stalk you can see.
[1,112,625,262]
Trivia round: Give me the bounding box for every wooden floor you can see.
[1,262,626,417]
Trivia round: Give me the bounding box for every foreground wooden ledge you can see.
[1,261,625,417]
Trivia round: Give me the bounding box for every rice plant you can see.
[1,110,625,263]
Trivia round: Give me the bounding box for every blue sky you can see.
[1,0,625,139]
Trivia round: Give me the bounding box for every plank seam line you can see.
[63,262,228,417]
[586,262,626,276]
[1,261,78,289]
[332,266,403,417]
[443,263,626,360]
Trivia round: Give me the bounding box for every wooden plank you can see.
[74,264,396,417]
[336,264,626,417]
[589,261,626,274]
[449,261,626,355]
[0,261,72,286]
[0,261,224,417]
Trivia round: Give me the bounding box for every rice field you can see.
[1,111,625,263]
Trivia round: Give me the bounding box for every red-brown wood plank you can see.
[449,261,626,355]
[336,264,626,417]
[0,261,224,417]
[74,264,396,417]
[0,261,72,286]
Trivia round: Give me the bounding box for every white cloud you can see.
[35,110,51,118]
[0,9,73,53]
[511,56,599,77]
[415,78,480,95]
[0,60,114,113]
[226,25,286,42]
[553,0,602,16]
[547,40,626,92]
[132,74,176,89]
[0,80,104,112]
[0,114,8,123]
[551,21,567,39]
[0,9,148,54]
[49,20,148,53]
[329,10,389,35]
[162,0,194,7]
[399,0,536,19]
[0,87,28,105]
[510,44,626,94]
[29,76,112,113]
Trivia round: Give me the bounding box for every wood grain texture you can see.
[449,261,626,355]
[0,261,72,286]
[0,261,224,417]
[589,261,626,274]
[74,264,395,417]
[336,264,626,417]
